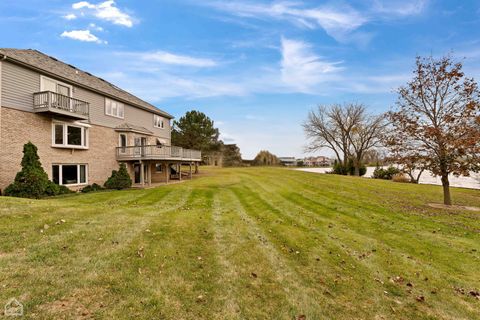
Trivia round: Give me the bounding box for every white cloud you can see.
[372,0,428,17]
[63,13,77,20]
[205,1,368,41]
[203,1,427,42]
[60,29,104,44]
[72,0,133,27]
[72,1,96,9]
[140,51,217,67]
[280,37,342,93]
[89,23,104,31]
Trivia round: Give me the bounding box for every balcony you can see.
[33,91,89,120]
[116,145,202,162]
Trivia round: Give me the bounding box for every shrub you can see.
[392,173,410,183]
[4,142,51,198]
[373,166,400,180]
[81,183,104,193]
[104,163,132,190]
[331,159,367,176]
[45,182,73,196]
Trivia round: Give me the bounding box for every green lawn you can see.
[1,167,479,319]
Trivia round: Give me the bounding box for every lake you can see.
[296,167,480,190]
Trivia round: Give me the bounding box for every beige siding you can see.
[75,86,171,143]
[0,108,120,191]
[1,61,40,112]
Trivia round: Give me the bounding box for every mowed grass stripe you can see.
[225,188,329,319]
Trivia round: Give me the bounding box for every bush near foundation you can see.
[81,183,105,193]
[4,142,71,198]
[104,163,132,190]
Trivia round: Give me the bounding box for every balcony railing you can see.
[116,145,202,161]
[33,91,89,120]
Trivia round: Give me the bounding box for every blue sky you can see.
[2,0,480,158]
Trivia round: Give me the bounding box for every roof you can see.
[115,123,154,135]
[0,48,173,119]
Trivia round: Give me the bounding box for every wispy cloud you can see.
[63,13,77,20]
[138,51,218,67]
[60,29,105,44]
[372,0,428,17]
[71,0,134,27]
[280,37,342,93]
[201,0,427,43]
[205,1,367,42]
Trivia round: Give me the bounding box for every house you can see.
[303,156,332,167]
[278,157,297,167]
[0,48,201,191]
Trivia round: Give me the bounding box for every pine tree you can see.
[4,142,50,198]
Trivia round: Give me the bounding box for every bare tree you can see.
[387,55,480,205]
[348,113,387,176]
[303,103,361,167]
[304,103,385,176]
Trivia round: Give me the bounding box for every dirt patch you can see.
[34,287,107,319]
[428,203,480,212]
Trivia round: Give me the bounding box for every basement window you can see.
[52,164,87,186]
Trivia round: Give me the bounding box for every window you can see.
[52,164,87,185]
[40,76,72,96]
[155,163,163,172]
[105,98,124,118]
[154,115,164,129]
[67,126,82,145]
[119,134,127,153]
[52,122,88,148]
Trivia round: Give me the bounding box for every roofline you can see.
[0,52,174,119]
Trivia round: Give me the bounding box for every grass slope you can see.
[0,167,479,319]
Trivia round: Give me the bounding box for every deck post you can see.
[189,162,193,179]
[179,163,182,181]
[140,162,145,187]
[195,162,199,174]
[166,163,170,183]
[147,162,152,186]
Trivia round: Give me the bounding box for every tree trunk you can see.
[441,174,452,205]
[354,165,360,176]
[354,156,361,176]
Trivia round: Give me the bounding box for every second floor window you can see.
[41,76,72,97]
[52,122,88,148]
[105,98,124,118]
[154,115,164,128]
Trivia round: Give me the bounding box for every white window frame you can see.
[52,121,89,149]
[52,164,88,186]
[40,75,73,97]
[105,98,125,119]
[154,114,164,129]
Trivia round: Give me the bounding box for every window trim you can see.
[105,97,125,119]
[52,164,88,186]
[153,114,165,129]
[51,121,89,149]
[40,75,73,97]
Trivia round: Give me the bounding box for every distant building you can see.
[303,156,332,167]
[278,157,297,167]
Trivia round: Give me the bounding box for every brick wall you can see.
[0,107,119,191]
